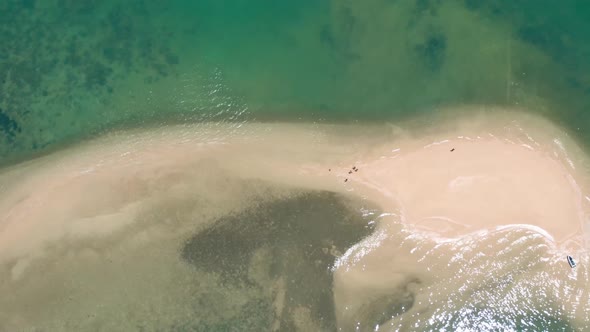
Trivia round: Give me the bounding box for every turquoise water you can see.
[1,1,590,331]
[2,0,590,163]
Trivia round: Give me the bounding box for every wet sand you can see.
[0,108,589,330]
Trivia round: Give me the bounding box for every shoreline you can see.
[1,107,590,329]
[0,108,589,267]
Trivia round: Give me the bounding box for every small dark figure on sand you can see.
[450,148,455,152]
[344,179,348,182]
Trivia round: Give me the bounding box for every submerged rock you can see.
[181,190,377,331]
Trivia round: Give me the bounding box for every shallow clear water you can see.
[3,0,590,161]
[2,1,590,331]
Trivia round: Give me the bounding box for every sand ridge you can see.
[0,109,589,265]
[0,108,589,329]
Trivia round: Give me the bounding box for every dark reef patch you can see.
[414,0,441,16]
[414,30,447,71]
[321,6,361,61]
[0,0,181,157]
[181,191,377,331]
[0,108,21,142]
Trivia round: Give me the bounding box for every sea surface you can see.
[1,1,590,331]
[3,0,590,162]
